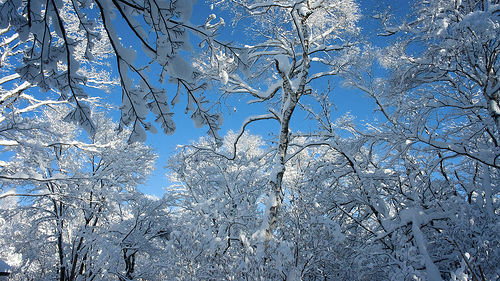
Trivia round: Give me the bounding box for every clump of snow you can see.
[275,54,291,75]
[219,69,229,85]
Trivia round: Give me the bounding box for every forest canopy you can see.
[0,0,499,280]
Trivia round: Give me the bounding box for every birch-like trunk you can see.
[261,9,310,251]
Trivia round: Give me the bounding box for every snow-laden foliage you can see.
[0,0,498,280]
[341,0,500,280]
[0,0,227,142]
[190,0,361,255]
[160,0,500,278]
[164,118,499,280]
[0,106,169,280]
[0,0,118,136]
[164,132,271,279]
[164,132,350,280]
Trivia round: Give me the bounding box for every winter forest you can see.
[0,0,499,279]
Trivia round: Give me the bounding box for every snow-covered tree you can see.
[164,132,271,279]
[0,0,229,141]
[338,0,500,279]
[165,132,349,279]
[164,0,500,278]
[1,7,118,179]
[2,0,497,279]
[0,106,166,280]
[0,2,117,134]
[192,0,361,255]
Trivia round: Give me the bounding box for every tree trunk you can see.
[261,9,311,253]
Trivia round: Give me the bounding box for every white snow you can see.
[219,70,229,85]
[400,208,444,281]
[275,54,291,75]
[0,140,18,146]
